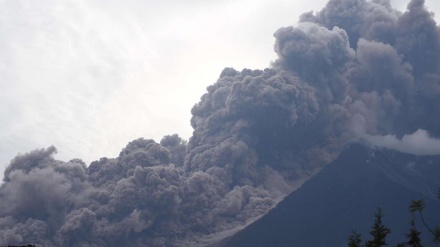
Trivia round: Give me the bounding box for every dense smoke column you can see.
[394,0,440,136]
[0,147,88,246]
[302,0,440,137]
[2,0,440,246]
[186,23,356,186]
[0,139,277,246]
[186,68,323,185]
[0,141,174,246]
[160,134,187,167]
[70,138,187,246]
[300,0,401,48]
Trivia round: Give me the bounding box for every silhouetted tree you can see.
[348,190,440,246]
[348,230,363,247]
[404,218,423,247]
[410,199,440,243]
[365,208,391,247]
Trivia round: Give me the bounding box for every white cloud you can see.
[364,129,440,155]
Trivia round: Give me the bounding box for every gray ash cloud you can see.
[2,0,440,246]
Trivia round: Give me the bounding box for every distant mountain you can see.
[222,143,440,247]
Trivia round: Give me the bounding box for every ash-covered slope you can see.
[223,143,440,247]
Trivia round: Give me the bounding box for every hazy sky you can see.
[1,0,439,173]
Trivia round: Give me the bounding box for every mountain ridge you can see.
[222,143,440,247]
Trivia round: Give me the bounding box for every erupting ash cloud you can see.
[2,0,440,246]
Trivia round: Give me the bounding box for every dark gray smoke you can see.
[2,0,440,246]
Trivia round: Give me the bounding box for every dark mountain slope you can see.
[223,143,440,247]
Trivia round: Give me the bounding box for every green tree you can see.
[348,230,363,247]
[348,189,439,246]
[405,218,423,247]
[410,199,440,243]
[435,188,440,243]
[365,208,391,247]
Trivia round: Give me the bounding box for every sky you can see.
[1,0,440,174]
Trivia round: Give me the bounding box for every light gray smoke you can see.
[1,0,440,246]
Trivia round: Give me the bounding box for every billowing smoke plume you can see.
[364,129,440,155]
[2,0,440,246]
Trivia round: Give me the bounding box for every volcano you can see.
[223,143,440,247]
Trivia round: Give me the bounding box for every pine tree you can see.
[347,191,440,247]
[406,218,423,247]
[365,208,391,247]
[348,230,362,247]
[434,227,440,243]
[410,199,440,243]
[434,188,440,243]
